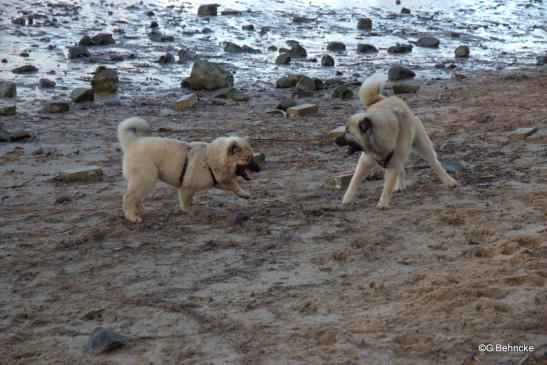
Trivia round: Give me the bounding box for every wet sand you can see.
[1,67,546,364]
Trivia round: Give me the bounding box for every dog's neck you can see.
[179,145,219,187]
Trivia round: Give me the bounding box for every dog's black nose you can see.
[335,134,348,147]
[247,157,262,172]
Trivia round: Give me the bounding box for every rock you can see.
[536,55,546,65]
[158,53,175,63]
[288,44,307,58]
[332,85,353,99]
[454,45,470,58]
[227,211,249,225]
[253,152,265,165]
[325,174,353,190]
[68,46,90,59]
[91,33,115,45]
[441,160,465,174]
[327,125,345,138]
[0,81,17,97]
[177,48,195,64]
[174,93,198,110]
[293,90,314,98]
[0,127,31,141]
[388,64,415,80]
[287,104,318,119]
[292,16,314,23]
[202,27,213,33]
[393,82,420,94]
[401,7,411,14]
[71,88,94,103]
[276,76,296,88]
[288,73,304,81]
[388,43,413,54]
[212,87,249,101]
[477,113,494,123]
[326,41,346,52]
[197,4,218,16]
[321,55,334,67]
[188,59,234,91]
[416,36,440,48]
[12,17,25,25]
[150,21,159,28]
[357,44,378,53]
[276,98,296,110]
[12,64,38,74]
[147,30,174,42]
[224,42,259,53]
[38,78,56,88]
[313,78,324,90]
[435,63,446,69]
[526,129,547,143]
[268,45,277,51]
[46,102,70,113]
[91,66,118,94]
[357,18,372,30]
[242,24,254,31]
[0,105,16,116]
[221,8,242,16]
[276,53,291,65]
[295,76,316,92]
[509,127,538,141]
[84,327,127,354]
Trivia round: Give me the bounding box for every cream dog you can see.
[118,117,261,222]
[335,73,457,209]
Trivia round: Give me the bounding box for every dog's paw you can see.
[342,196,355,205]
[237,190,252,199]
[376,201,391,209]
[394,185,406,192]
[124,213,142,223]
[445,177,458,188]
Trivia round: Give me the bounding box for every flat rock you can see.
[174,93,197,110]
[224,42,259,53]
[388,43,413,54]
[327,125,345,138]
[242,24,254,31]
[393,82,420,94]
[0,127,31,141]
[287,104,318,119]
[197,4,218,16]
[91,66,118,94]
[455,45,470,58]
[321,54,334,67]
[46,102,70,113]
[221,8,242,16]
[90,33,115,46]
[0,105,16,116]
[276,98,296,110]
[58,166,103,182]
[416,36,440,48]
[68,46,90,59]
[326,41,346,52]
[388,64,415,81]
[357,44,378,53]
[276,53,291,65]
[84,327,127,354]
[509,127,538,140]
[147,30,174,42]
[357,18,372,30]
[188,58,233,91]
[0,81,17,97]
[71,88,94,103]
[325,174,353,190]
[38,78,56,88]
[212,87,249,101]
[12,64,38,74]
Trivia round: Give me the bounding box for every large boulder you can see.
[326,41,346,52]
[276,53,291,65]
[0,81,17,97]
[288,44,307,58]
[388,65,415,81]
[357,44,378,53]
[187,59,233,90]
[295,76,316,92]
[91,66,118,94]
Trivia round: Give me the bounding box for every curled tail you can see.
[359,73,386,108]
[117,117,150,152]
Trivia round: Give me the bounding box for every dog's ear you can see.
[229,142,242,155]
[359,117,373,134]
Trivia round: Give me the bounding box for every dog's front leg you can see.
[222,180,251,199]
[342,153,375,204]
[377,166,400,209]
[395,167,406,192]
[178,187,195,213]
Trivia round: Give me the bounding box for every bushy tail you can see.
[359,73,386,108]
[117,117,150,152]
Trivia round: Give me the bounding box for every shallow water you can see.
[0,0,544,110]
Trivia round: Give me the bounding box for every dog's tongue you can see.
[236,166,251,180]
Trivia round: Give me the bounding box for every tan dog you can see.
[118,117,261,222]
[335,73,457,209]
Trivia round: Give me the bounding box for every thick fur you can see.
[335,74,457,209]
[119,117,260,222]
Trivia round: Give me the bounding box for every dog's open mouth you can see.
[346,143,363,156]
[335,135,363,156]
[236,165,251,180]
[236,158,262,181]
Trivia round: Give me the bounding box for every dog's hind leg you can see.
[342,153,376,204]
[413,127,457,188]
[377,165,400,209]
[123,168,158,222]
[395,167,406,192]
[178,187,195,213]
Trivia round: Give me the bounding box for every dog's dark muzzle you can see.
[236,157,262,181]
[335,134,363,156]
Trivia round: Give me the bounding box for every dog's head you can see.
[335,112,373,155]
[209,136,261,181]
